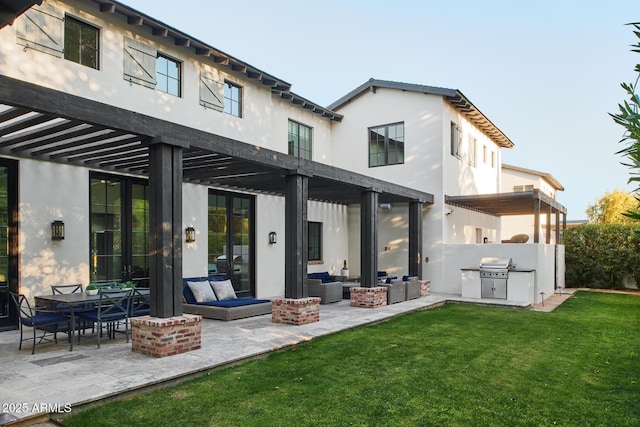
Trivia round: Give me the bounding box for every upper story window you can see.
[468,136,476,166]
[64,16,99,69]
[288,120,312,160]
[369,122,404,167]
[450,122,462,158]
[514,185,534,192]
[224,82,242,117]
[156,54,180,97]
[491,151,496,168]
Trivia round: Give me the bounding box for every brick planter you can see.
[350,286,387,308]
[420,280,431,297]
[272,297,320,325]
[131,314,202,358]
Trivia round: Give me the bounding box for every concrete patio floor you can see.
[0,291,573,426]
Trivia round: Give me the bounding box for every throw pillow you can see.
[211,279,237,301]
[187,280,217,303]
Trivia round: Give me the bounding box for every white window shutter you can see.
[15,7,63,57]
[123,37,157,88]
[199,72,224,111]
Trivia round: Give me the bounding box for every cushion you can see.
[187,280,217,303]
[402,275,417,282]
[211,299,270,308]
[308,272,332,283]
[211,279,237,300]
[385,276,398,284]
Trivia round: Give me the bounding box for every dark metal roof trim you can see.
[0,0,42,29]
[328,78,514,148]
[90,1,342,122]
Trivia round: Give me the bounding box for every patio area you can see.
[0,292,555,426]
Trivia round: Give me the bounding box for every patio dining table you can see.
[34,288,150,351]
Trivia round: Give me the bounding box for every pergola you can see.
[445,189,567,243]
[0,75,433,318]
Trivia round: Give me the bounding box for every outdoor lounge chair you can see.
[306,272,343,304]
[380,279,406,304]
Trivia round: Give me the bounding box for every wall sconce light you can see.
[51,220,65,240]
[268,231,277,244]
[185,227,196,243]
[379,203,392,210]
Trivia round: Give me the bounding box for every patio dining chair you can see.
[77,288,133,348]
[129,287,150,318]
[51,283,94,334]
[9,292,71,354]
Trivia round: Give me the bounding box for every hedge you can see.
[563,223,640,289]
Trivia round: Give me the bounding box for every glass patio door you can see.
[0,160,18,330]
[208,191,254,297]
[90,174,149,287]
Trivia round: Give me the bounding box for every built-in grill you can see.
[479,257,515,299]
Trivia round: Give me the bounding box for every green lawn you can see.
[63,291,640,426]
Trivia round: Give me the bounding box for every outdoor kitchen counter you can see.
[461,268,536,304]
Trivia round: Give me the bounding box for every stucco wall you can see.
[19,159,90,299]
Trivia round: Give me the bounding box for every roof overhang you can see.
[0,0,42,29]
[445,189,567,216]
[328,79,513,148]
[89,0,342,122]
[0,75,432,206]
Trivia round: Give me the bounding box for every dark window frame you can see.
[224,81,242,117]
[156,53,181,97]
[450,121,462,158]
[64,15,99,69]
[308,221,322,261]
[368,122,405,167]
[288,120,313,160]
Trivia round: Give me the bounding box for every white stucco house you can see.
[0,0,567,331]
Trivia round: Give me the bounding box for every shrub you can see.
[563,223,640,288]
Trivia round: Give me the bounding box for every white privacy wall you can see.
[443,243,561,303]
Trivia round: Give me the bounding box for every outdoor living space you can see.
[0,292,541,425]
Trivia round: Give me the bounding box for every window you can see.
[514,185,534,192]
[156,54,180,96]
[308,222,322,261]
[369,122,404,167]
[483,145,488,164]
[450,122,462,158]
[468,136,476,166]
[64,16,99,69]
[90,174,149,286]
[224,82,242,117]
[491,151,496,168]
[288,120,312,160]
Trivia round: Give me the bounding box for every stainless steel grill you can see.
[479,257,515,299]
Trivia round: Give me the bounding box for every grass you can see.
[63,291,640,426]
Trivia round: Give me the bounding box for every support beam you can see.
[533,198,541,244]
[284,173,308,299]
[408,201,423,279]
[360,189,379,288]
[546,206,552,244]
[148,138,183,318]
[555,210,561,243]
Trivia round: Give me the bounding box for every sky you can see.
[124,0,640,220]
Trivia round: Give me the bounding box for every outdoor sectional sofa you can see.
[182,277,272,321]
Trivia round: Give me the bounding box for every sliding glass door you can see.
[208,191,254,297]
[90,173,149,286]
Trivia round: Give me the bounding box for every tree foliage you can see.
[611,23,640,220]
[585,189,639,224]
